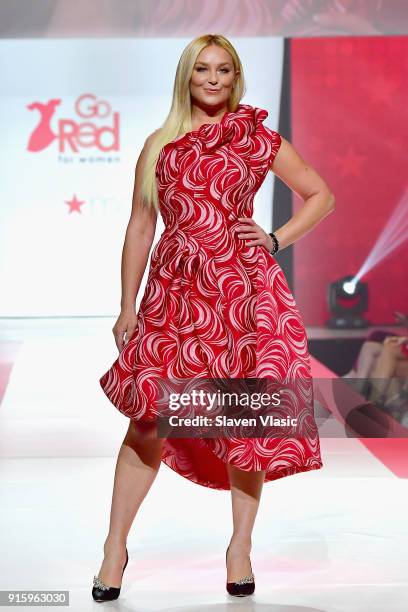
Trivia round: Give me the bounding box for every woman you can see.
[343,313,408,396]
[92,34,334,601]
[367,335,408,407]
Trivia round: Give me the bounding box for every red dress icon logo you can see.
[26,99,61,152]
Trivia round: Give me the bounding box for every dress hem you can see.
[160,452,324,491]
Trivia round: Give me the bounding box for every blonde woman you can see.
[93,34,334,601]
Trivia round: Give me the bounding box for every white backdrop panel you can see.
[0,37,283,316]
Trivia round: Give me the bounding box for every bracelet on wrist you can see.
[268,232,280,255]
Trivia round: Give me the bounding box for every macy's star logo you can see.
[65,194,85,213]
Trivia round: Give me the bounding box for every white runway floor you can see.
[0,318,407,612]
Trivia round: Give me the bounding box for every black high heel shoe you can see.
[92,547,129,602]
[225,544,255,597]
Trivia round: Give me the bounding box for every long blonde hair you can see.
[141,34,246,212]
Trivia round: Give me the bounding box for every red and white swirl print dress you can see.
[99,103,323,490]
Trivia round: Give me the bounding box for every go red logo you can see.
[26,94,120,153]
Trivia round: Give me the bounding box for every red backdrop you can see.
[291,36,408,326]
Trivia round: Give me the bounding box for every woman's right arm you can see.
[113,130,159,352]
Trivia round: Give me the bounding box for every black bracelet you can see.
[268,232,280,255]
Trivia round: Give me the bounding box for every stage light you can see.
[326,275,369,329]
[343,280,356,295]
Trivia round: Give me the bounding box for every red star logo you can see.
[65,194,85,213]
[334,146,366,177]
[369,76,401,106]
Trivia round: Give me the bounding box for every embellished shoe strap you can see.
[232,573,255,585]
[93,575,111,591]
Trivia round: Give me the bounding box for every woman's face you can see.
[189,44,237,111]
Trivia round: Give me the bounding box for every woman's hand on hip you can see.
[236,217,273,252]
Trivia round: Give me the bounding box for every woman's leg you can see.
[343,342,382,393]
[95,419,166,587]
[352,341,383,379]
[381,359,408,420]
[368,343,400,403]
[226,463,266,582]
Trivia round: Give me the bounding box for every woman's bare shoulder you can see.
[138,128,162,163]
[145,127,163,147]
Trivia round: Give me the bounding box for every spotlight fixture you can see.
[326,275,370,329]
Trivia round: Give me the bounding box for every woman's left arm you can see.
[237,137,335,252]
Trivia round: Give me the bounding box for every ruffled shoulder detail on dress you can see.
[163,103,271,153]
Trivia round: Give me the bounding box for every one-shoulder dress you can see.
[99,103,323,490]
